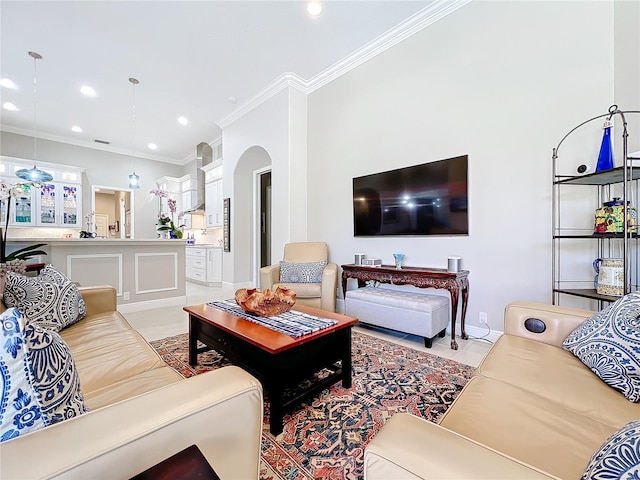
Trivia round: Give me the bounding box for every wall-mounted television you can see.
[353,155,468,236]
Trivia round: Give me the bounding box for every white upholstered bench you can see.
[345,286,449,348]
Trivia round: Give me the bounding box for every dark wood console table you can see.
[341,264,469,350]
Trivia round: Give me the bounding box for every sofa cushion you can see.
[438,375,618,480]
[477,335,640,428]
[3,265,86,331]
[60,311,182,401]
[582,419,640,480]
[563,292,640,402]
[279,261,326,284]
[0,307,88,442]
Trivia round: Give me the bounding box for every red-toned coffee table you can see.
[184,303,358,435]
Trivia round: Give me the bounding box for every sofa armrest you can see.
[503,301,595,347]
[260,264,280,290]
[364,413,557,480]
[321,262,338,312]
[78,285,117,316]
[1,366,263,480]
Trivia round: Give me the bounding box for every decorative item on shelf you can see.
[234,286,296,317]
[593,258,624,296]
[354,253,365,265]
[595,119,615,172]
[594,198,637,234]
[127,77,141,189]
[15,52,53,184]
[393,253,405,269]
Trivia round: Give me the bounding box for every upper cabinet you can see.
[1,157,83,228]
[203,164,223,228]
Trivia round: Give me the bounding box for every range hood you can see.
[184,142,213,214]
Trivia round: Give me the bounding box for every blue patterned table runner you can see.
[207,299,337,338]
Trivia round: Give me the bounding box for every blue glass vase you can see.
[595,121,614,172]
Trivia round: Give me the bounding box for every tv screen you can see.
[353,155,468,236]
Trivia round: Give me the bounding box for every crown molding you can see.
[1,124,183,165]
[217,73,308,129]
[216,0,471,129]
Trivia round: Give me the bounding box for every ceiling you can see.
[0,1,454,165]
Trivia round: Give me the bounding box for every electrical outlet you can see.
[479,312,488,324]
[123,291,130,301]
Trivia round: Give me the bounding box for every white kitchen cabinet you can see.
[185,246,222,286]
[36,182,82,227]
[205,179,223,228]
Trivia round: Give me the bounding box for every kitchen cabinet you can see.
[185,246,222,286]
[205,179,223,228]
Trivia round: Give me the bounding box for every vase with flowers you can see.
[0,181,47,274]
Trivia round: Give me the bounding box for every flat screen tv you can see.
[353,155,468,236]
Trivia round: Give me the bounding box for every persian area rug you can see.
[151,331,475,480]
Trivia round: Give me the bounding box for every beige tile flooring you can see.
[126,282,493,368]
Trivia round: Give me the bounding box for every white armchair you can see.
[260,242,338,312]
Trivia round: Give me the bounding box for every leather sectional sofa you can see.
[1,285,263,479]
[364,301,640,479]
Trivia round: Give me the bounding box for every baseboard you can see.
[117,295,188,314]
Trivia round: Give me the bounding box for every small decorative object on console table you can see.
[235,286,296,317]
[342,263,469,349]
[393,253,405,269]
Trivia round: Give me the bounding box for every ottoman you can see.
[345,286,449,347]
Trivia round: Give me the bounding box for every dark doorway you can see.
[260,171,272,268]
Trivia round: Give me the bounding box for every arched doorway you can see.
[233,146,272,285]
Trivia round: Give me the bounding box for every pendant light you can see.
[128,77,140,189]
[16,51,53,183]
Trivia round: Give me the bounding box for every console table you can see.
[341,264,469,349]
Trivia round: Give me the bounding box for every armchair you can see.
[260,242,338,312]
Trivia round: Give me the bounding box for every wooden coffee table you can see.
[184,303,358,435]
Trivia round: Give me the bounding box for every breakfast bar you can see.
[7,238,187,309]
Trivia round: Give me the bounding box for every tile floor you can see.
[126,282,493,368]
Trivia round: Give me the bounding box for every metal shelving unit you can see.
[552,106,640,307]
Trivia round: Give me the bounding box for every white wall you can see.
[1,131,184,239]
[306,0,616,331]
[222,88,301,284]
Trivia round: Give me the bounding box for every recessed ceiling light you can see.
[178,116,188,125]
[148,143,157,150]
[0,78,16,89]
[228,96,238,104]
[306,1,323,16]
[80,85,96,96]
[71,125,82,133]
[3,102,18,111]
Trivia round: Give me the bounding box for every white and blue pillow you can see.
[279,261,327,284]
[3,264,86,332]
[0,307,88,443]
[563,292,640,402]
[582,420,640,479]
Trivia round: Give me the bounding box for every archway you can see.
[233,146,272,285]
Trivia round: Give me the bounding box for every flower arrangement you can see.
[151,188,183,238]
[80,211,96,238]
[0,181,47,263]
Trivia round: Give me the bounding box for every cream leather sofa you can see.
[1,285,264,480]
[364,301,640,479]
[260,241,338,312]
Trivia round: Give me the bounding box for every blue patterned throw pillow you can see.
[563,292,640,402]
[3,264,86,332]
[279,261,327,284]
[582,420,640,479]
[0,308,88,443]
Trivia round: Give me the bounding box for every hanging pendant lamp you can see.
[16,51,53,184]
[128,77,140,189]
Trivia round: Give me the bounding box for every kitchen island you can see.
[7,238,187,312]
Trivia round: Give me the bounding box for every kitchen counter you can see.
[8,239,187,312]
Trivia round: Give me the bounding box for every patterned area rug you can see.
[150,331,475,480]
